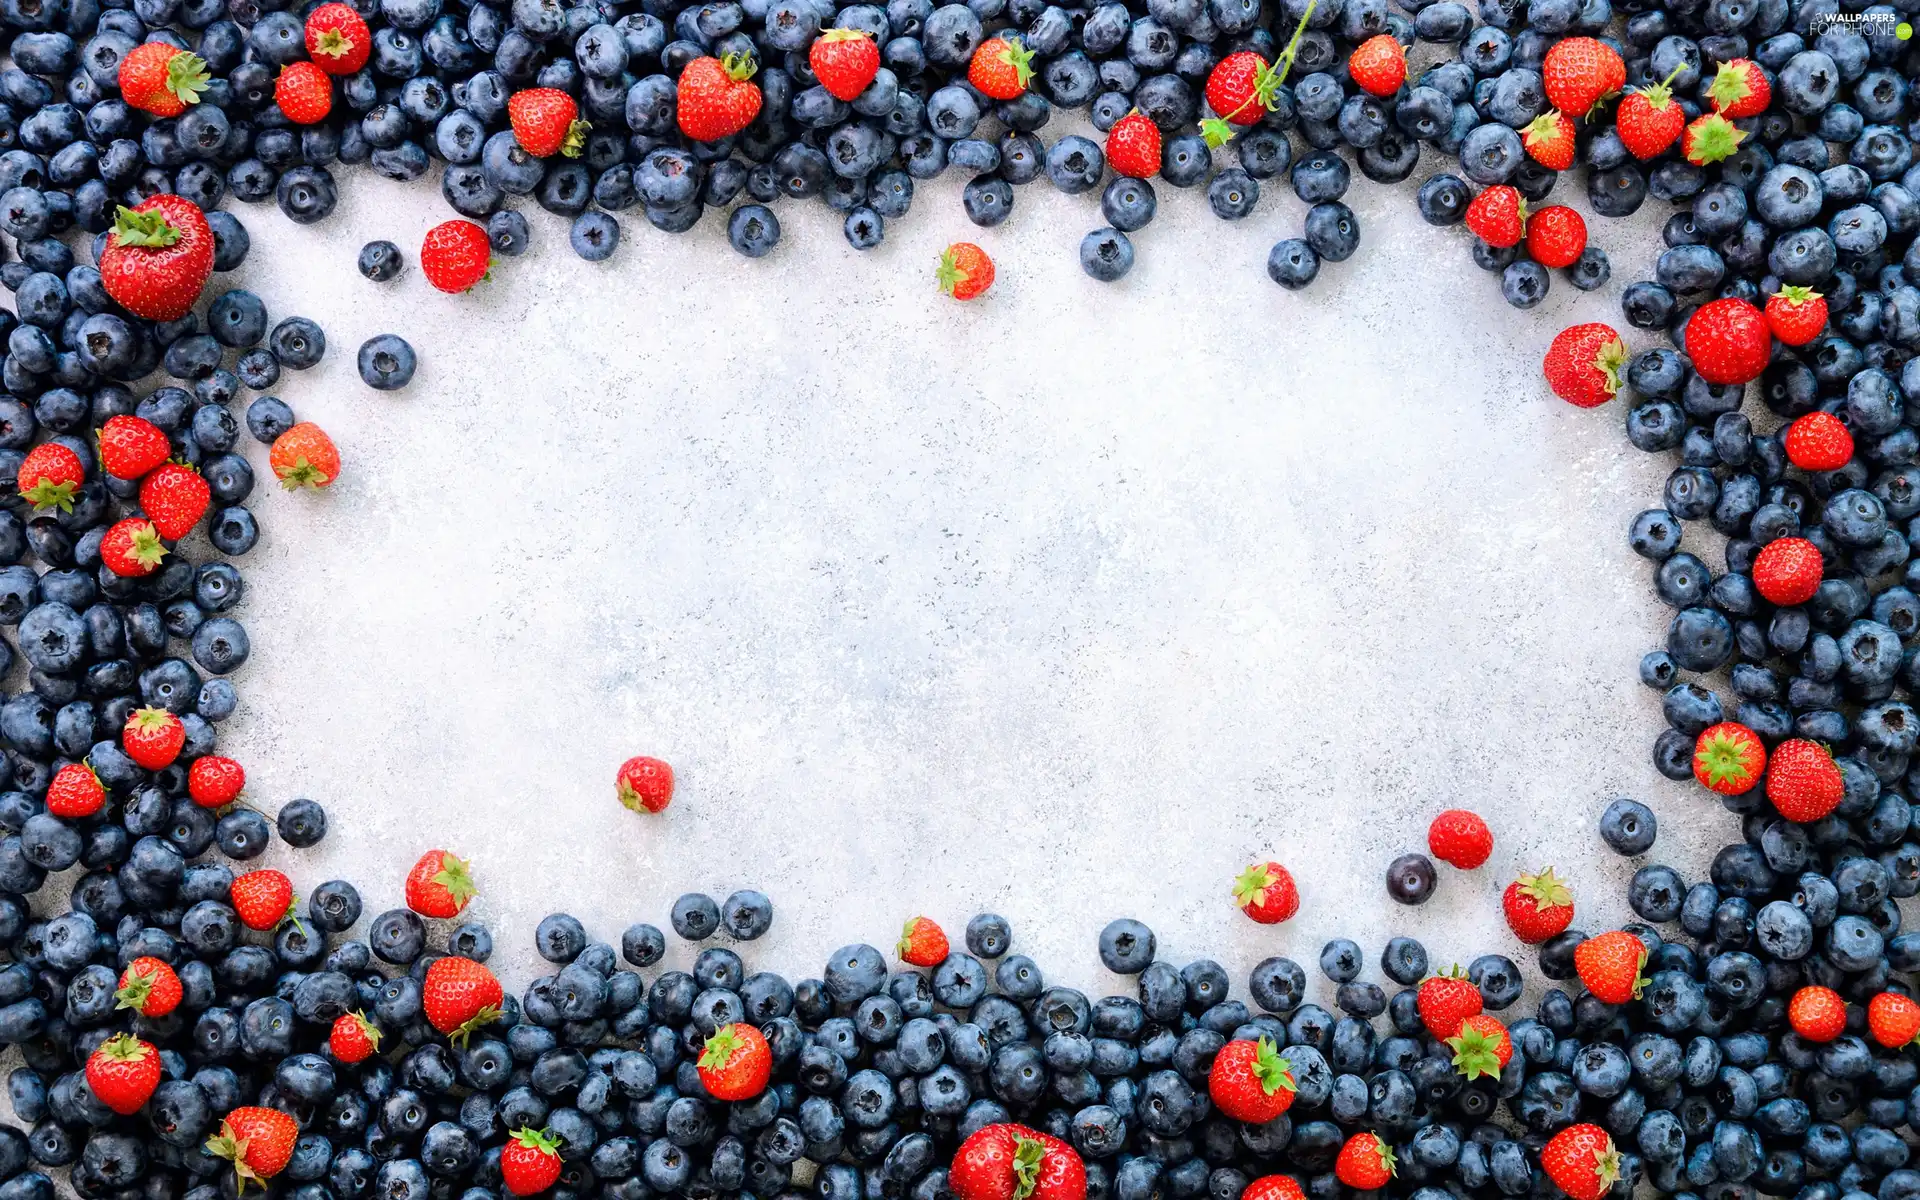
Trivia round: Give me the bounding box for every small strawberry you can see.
[1767,739,1845,822]
[116,956,182,1017]
[188,755,245,808]
[1233,861,1299,924]
[100,195,214,321]
[269,422,340,490]
[140,461,210,539]
[1692,722,1767,794]
[938,243,994,300]
[1521,109,1576,169]
[123,706,184,769]
[677,53,763,141]
[698,1022,773,1100]
[1682,111,1746,165]
[1787,985,1847,1042]
[1203,51,1280,141]
[1347,35,1405,98]
[1447,1013,1512,1081]
[118,42,209,116]
[810,29,880,101]
[1868,992,1920,1049]
[949,1124,1087,1200]
[87,1034,162,1115]
[1416,968,1483,1039]
[1541,36,1624,115]
[305,2,372,74]
[16,442,84,512]
[275,61,332,124]
[205,1106,300,1190]
[1705,58,1770,118]
[101,517,166,578]
[421,219,493,293]
[45,762,104,819]
[96,414,171,480]
[1615,72,1686,159]
[1334,1133,1395,1190]
[1526,204,1586,268]
[231,869,297,932]
[1765,285,1828,346]
[1502,868,1574,944]
[1208,1036,1297,1122]
[1107,111,1163,177]
[1464,185,1527,248]
[1783,411,1853,471]
[405,849,477,919]
[1543,322,1628,407]
[967,36,1033,101]
[1541,1125,1620,1200]
[1751,537,1823,606]
[1427,809,1492,869]
[1574,930,1648,1004]
[1685,297,1770,385]
[330,1011,381,1064]
[500,1127,564,1197]
[899,916,949,967]
[1243,1178,1304,1200]
[509,86,588,157]
[422,955,504,1045]
[616,755,674,813]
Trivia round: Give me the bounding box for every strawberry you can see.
[118,42,209,117]
[231,869,297,932]
[1767,739,1845,822]
[677,54,763,141]
[616,755,674,813]
[1243,1178,1305,1200]
[1693,722,1767,794]
[1685,298,1771,385]
[101,517,166,578]
[967,37,1033,101]
[1543,322,1628,407]
[1868,992,1920,1049]
[139,461,210,539]
[1233,861,1299,924]
[1574,930,1648,1004]
[899,916,949,966]
[1783,411,1853,471]
[421,220,493,293]
[500,1127,564,1197]
[123,706,184,769]
[1682,111,1746,165]
[1503,869,1574,944]
[87,1034,162,1115]
[1765,285,1828,346]
[1705,58,1770,118]
[1787,985,1847,1042]
[1541,1125,1620,1200]
[1525,204,1586,268]
[97,414,171,480]
[1464,185,1527,247]
[406,849,477,919]
[509,87,588,157]
[1107,111,1163,177]
[206,1107,300,1190]
[116,957,182,1017]
[1347,35,1405,98]
[1615,73,1686,159]
[275,61,332,124]
[1203,51,1281,139]
[270,422,340,490]
[45,762,104,819]
[949,1124,1087,1200]
[810,29,880,101]
[698,1022,773,1100]
[1334,1133,1395,1190]
[422,955,504,1045]
[1521,109,1575,170]
[1427,809,1492,869]
[1541,36,1624,115]
[100,195,213,321]
[305,2,371,74]
[330,1011,381,1064]
[938,243,994,300]
[1448,1014,1512,1080]
[188,755,245,808]
[1751,537,1823,606]
[1207,1036,1297,1122]
[1416,968,1482,1039]
[16,442,84,512]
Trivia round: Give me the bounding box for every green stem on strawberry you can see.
[1201,0,1319,147]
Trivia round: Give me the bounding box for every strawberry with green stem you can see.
[1200,0,1318,147]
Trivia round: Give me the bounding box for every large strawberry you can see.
[87,1034,162,1115]
[140,461,210,539]
[97,414,170,480]
[116,957,182,1017]
[230,869,297,932]
[1573,930,1647,1004]
[500,1128,564,1196]
[1346,35,1405,98]
[1751,538,1823,606]
[123,705,185,769]
[967,37,1033,100]
[1684,298,1770,385]
[45,762,104,819]
[1447,1014,1512,1081]
[1787,985,1847,1043]
[1244,1179,1304,1200]
[206,1107,300,1190]
[101,517,165,578]
[1108,111,1163,176]
[1502,869,1574,944]
[422,955,504,1045]
[305,2,372,73]
[677,54,762,141]
[509,87,589,157]
[1782,411,1853,470]
[118,42,208,116]
[1416,968,1482,1039]
[270,422,340,490]
[188,755,246,808]
[1465,185,1526,247]
[1541,36,1623,115]
[99,195,213,321]
[1692,722,1766,794]
[1208,1037,1296,1122]
[1334,1133,1396,1189]
[1766,739,1844,822]
[950,1124,1086,1200]
[1765,285,1827,346]
[1543,323,1627,407]
[810,29,880,101]
[1615,72,1685,159]
[1705,58,1770,117]
[698,1022,773,1100]
[1540,1125,1620,1200]
[275,61,332,124]
[1428,810,1493,869]
[1204,50,1280,135]
[1521,109,1575,169]
[405,849,477,918]
[330,1011,381,1064]
[421,220,493,293]
[16,442,84,512]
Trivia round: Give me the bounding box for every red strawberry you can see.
[1502,869,1574,944]
[1787,985,1847,1042]
[1107,111,1163,177]
[1243,1178,1305,1200]
[421,220,493,293]
[1347,35,1405,98]
[1416,968,1483,1039]
[123,706,184,769]
[205,1106,299,1190]
[1203,51,1280,138]
[698,1022,773,1100]
[509,87,588,157]
[1868,992,1920,1049]
[1334,1133,1396,1190]
[231,869,296,932]
[1543,322,1628,407]
[950,1124,1087,1200]
[45,762,104,819]
[967,37,1033,101]
[1705,58,1770,118]
[1233,861,1298,924]
[1526,204,1586,268]
[1751,537,1823,606]
[330,1011,381,1064]
[305,2,371,74]
[1207,1037,1297,1122]
[1767,739,1845,822]
[1685,298,1770,385]
[810,29,880,101]
[270,422,340,490]
[275,61,332,124]
[118,42,209,117]
[677,54,763,141]
[1541,1125,1620,1200]
[899,917,949,967]
[188,755,245,808]
[1692,722,1767,794]
[16,442,84,512]
[1464,185,1527,247]
[1783,411,1853,471]
[116,957,182,1017]
[139,461,209,540]
[938,243,994,300]
[87,1034,162,1115]
[1766,285,1827,346]
[1541,36,1624,115]
[1521,109,1576,169]
[1427,809,1492,869]
[1615,73,1686,159]
[100,194,213,321]
[1446,1013,1512,1081]
[405,849,477,919]
[500,1127,564,1197]
[1574,930,1648,1004]
[616,755,674,813]
[422,955,504,1045]
[1682,111,1746,165]
[97,415,171,480]
[101,517,166,578]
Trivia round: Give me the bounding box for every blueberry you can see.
[369,909,427,964]
[1386,854,1436,904]
[622,922,666,967]
[1079,227,1135,282]
[570,210,620,260]
[268,317,326,370]
[358,240,404,281]
[726,204,781,258]
[1267,238,1320,289]
[357,334,417,391]
[277,798,327,848]
[669,894,719,941]
[720,890,773,940]
[536,912,589,961]
[1601,798,1659,855]
[964,913,1010,958]
[1098,919,1155,974]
